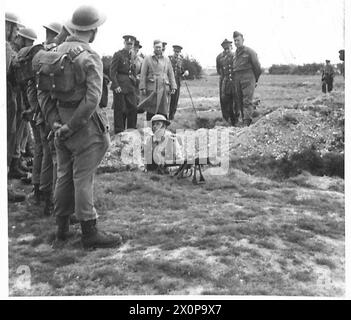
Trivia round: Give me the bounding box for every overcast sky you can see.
[3,0,345,68]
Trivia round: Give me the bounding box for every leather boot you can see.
[30,184,41,205]
[80,219,122,249]
[56,216,70,241]
[9,158,27,179]
[8,187,26,203]
[42,191,54,216]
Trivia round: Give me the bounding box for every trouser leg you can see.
[73,134,110,221]
[238,72,256,123]
[113,92,127,134]
[328,79,333,92]
[31,123,43,185]
[169,86,180,120]
[54,139,75,218]
[7,86,17,167]
[125,93,137,129]
[13,119,26,159]
[39,124,53,193]
[322,82,327,93]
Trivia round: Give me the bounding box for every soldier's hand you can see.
[140,89,146,95]
[21,110,33,121]
[55,124,73,141]
[171,89,176,95]
[53,122,62,132]
[183,70,189,77]
[115,87,122,94]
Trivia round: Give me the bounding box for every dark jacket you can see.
[110,48,136,93]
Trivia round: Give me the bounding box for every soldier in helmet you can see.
[9,28,38,182]
[321,59,335,93]
[144,114,184,172]
[37,5,122,248]
[232,31,261,126]
[43,22,62,44]
[110,35,138,134]
[168,45,189,120]
[216,39,233,122]
[6,12,26,202]
[26,23,62,211]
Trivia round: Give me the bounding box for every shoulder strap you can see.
[68,45,86,60]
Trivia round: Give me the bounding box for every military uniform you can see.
[221,52,238,125]
[110,41,137,134]
[232,42,261,125]
[216,39,232,121]
[322,62,335,93]
[37,35,109,223]
[168,46,185,120]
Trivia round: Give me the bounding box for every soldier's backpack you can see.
[13,44,44,85]
[32,46,86,93]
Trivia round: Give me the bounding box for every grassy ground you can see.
[8,75,345,296]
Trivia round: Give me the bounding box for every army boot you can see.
[29,184,41,205]
[8,187,26,203]
[42,191,54,216]
[80,219,122,249]
[9,158,27,179]
[52,216,76,248]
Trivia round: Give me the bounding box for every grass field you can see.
[8,74,345,296]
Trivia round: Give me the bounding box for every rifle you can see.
[158,157,213,184]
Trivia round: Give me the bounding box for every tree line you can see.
[268,63,344,75]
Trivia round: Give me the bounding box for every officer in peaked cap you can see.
[110,34,138,133]
[37,5,122,249]
[135,40,142,49]
[322,59,335,93]
[162,41,167,53]
[168,44,189,120]
[216,38,233,122]
[123,35,136,43]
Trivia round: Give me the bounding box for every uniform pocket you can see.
[92,111,109,134]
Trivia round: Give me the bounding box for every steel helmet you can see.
[66,5,106,31]
[151,114,171,126]
[43,22,62,34]
[18,28,37,41]
[5,12,24,27]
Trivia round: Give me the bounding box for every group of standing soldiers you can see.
[6,5,190,250]
[110,36,189,134]
[216,31,261,127]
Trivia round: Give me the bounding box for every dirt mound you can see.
[227,91,344,161]
[98,91,344,177]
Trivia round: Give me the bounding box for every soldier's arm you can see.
[109,52,120,90]
[248,49,262,82]
[66,53,103,133]
[37,90,61,129]
[26,80,39,114]
[167,59,177,90]
[139,56,148,90]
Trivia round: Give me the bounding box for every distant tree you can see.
[182,55,203,79]
[269,63,325,75]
